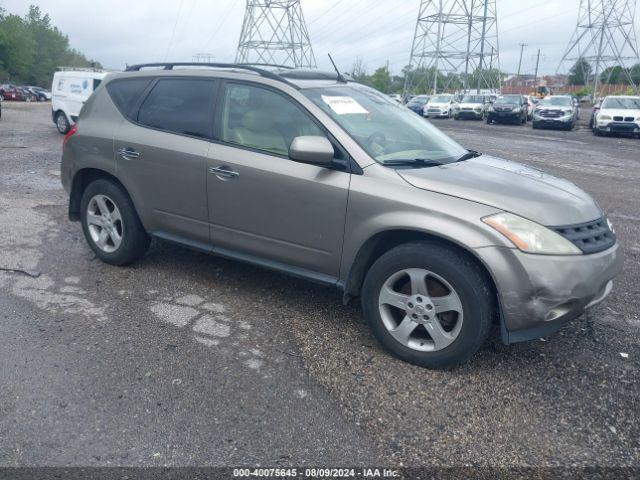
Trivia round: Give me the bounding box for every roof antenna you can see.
[327,54,347,83]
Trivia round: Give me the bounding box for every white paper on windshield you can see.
[321,95,369,115]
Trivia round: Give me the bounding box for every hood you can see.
[537,104,573,112]
[396,155,602,226]
[428,102,450,107]
[457,103,483,109]
[599,108,640,120]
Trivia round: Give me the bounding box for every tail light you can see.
[63,123,77,150]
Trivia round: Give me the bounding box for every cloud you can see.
[2,0,634,76]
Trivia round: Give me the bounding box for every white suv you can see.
[593,96,640,137]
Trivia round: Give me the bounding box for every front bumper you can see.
[533,114,573,127]
[476,244,624,344]
[425,109,449,118]
[488,111,521,122]
[455,110,483,119]
[596,122,640,135]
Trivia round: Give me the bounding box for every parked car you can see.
[406,95,430,115]
[589,100,602,129]
[52,69,108,134]
[532,95,578,130]
[523,95,538,121]
[61,63,622,369]
[453,94,489,120]
[424,94,455,118]
[27,86,51,101]
[0,85,25,101]
[486,95,528,124]
[0,94,2,119]
[593,96,640,137]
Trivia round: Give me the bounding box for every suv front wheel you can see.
[361,242,493,369]
[80,179,150,266]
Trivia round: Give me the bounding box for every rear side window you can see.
[137,78,217,139]
[107,78,151,119]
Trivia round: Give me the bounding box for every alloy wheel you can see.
[378,268,463,352]
[86,194,123,253]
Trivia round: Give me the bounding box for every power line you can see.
[164,0,185,61]
[308,0,348,25]
[200,0,242,52]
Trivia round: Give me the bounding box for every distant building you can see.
[541,75,568,89]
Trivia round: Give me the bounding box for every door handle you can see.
[117,147,140,160]
[208,166,239,179]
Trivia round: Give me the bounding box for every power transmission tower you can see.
[404,0,500,95]
[236,0,316,68]
[193,53,216,63]
[558,0,640,96]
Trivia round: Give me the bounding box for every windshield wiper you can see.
[380,158,445,167]
[455,150,481,163]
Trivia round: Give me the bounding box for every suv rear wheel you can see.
[361,242,493,369]
[80,179,150,266]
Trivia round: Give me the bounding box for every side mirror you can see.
[289,136,335,166]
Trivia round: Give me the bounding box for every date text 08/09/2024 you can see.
[233,468,400,478]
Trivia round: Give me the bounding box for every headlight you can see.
[607,218,615,235]
[512,106,521,112]
[599,114,611,120]
[482,213,582,255]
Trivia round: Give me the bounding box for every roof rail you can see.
[57,66,108,72]
[123,62,300,89]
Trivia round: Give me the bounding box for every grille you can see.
[552,218,616,255]
[538,109,563,118]
[624,116,635,122]
[613,116,623,121]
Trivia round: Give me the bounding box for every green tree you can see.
[0,5,100,86]
[568,57,592,86]
[600,65,628,84]
[0,12,35,80]
[370,66,391,93]
[631,64,640,85]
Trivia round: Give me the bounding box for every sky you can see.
[2,0,638,77]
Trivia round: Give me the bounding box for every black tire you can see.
[361,241,493,369]
[80,179,150,266]
[532,122,539,130]
[55,111,70,134]
[486,117,492,124]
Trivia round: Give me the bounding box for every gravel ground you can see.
[0,102,638,469]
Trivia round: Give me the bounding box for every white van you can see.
[52,69,109,133]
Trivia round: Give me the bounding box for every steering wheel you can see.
[367,131,387,156]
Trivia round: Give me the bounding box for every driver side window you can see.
[221,83,327,157]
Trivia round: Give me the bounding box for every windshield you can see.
[461,95,484,103]
[539,97,573,107]
[302,84,467,164]
[495,96,520,105]
[601,97,640,109]
[429,95,452,104]
[408,96,428,106]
